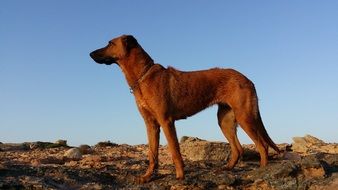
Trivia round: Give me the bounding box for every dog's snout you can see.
[90,49,101,59]
[90,48,115,65]
[90,49,103,63]
[89,51,95,59]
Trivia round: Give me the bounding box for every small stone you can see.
[80,155,104,168]
[29,142,40,149]
[95,141,118,147]
[217,184,228,190]
[249,179,271,190]
[79,144,93,154]
[65,160,78,167]
[40,157,65,165]
[55,140,67,146]
[271,160,299,178]
[31,159,41,167]
[283,152,302,161]
[180,136,189,143]
[32,157,65,166]
[82,155,102,163]
[303,167,326,178]
[81,183,103,190]
[64,148,82,160]
[158,169,172,175]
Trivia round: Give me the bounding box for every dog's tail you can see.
[249,83,280,154]
[256,113,281,154]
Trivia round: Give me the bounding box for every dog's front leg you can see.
[137,112,160,184]
[161,120,185,180]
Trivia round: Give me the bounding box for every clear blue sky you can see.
[1,1,337,146]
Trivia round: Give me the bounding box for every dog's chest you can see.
[135,94,150,110]
[137,99,147,109]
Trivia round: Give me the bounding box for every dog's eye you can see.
[108,42,115,46]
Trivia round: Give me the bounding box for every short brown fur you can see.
[90,35,280,183]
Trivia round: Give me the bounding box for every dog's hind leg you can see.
[137,110,160,184]
[217,104,243,169]
[227,81,270,167]
[234,109,269,167]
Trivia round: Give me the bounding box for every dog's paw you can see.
[224,164,235,171]
[135,175,152,184]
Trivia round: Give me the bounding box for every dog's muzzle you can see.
[90,49,116,65]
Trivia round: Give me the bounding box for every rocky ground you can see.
[0,135,337,190]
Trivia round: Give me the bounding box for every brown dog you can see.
[90,35,280,183]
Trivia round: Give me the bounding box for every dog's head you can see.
[90,35,138,65]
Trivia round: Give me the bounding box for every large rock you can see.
[246,160,300,190]
[292,135,338,154]
[78,144,93,154]
[64,148,82,160]
[309,174,338,190]
[179,136,230,161]
[301,155,328,178]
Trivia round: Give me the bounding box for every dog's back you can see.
[163,67,253,120]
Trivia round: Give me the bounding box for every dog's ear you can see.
[123,35,138,51]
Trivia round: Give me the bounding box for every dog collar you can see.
[129,64,154,94]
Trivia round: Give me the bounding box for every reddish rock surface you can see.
[0,136,337,189]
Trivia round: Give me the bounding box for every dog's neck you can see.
[118,47,154,91]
